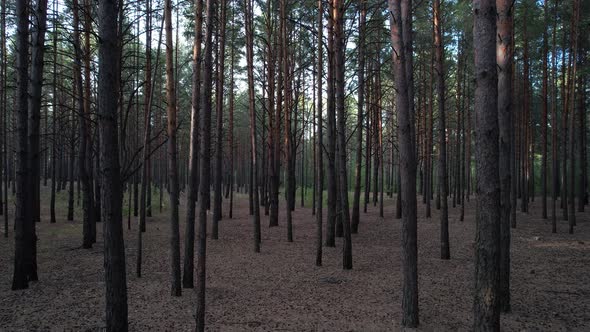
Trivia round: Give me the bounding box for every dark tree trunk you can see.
[164,0,181,297]
[389,0,419,326]
[12,0,34,290]
[472,0,500,329]
[73,0,94,249]
[325,0,336,248]
[28,0,48,229]
[433,0,449,260]
[49,0,57,224]
[567,0,580,234]
[195,0,215,329]
[97,0,128,328]
[541,0,549,219]
[498,0,513,313]
[212,0,227,239]
[245,0,261,253]
[183,0,203,287]
[551,0,558,232]
[334,0,352,269]
[315,0,324,266]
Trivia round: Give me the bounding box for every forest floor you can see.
[1,186,590,331]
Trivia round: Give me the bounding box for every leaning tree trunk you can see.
[473,0,501,329]
[97,0,128,329]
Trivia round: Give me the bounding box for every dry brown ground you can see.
[1,188,589,331]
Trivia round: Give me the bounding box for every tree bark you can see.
[433,0,449,260]
[196,0,215,329]
[12,0,34,290]
[389,0,419,326]
[497,0,513,313]
[315,0,324,266]
[97,0,128,328]
[245,0,261,253]
[164,0,181,297]
[473,0,500,329]
[333,0,352,269]
[182,0,203,288]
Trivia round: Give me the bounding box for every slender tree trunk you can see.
[28,0,48,230]
[195,0,215,329]
[540,0,549,219]
[12,0,33,290]
[228,3,235,218]
[434,0,449,260]
[164,0,181,297]
[473,0,500,329]
[280,0,293,242]
[73,0,94,248]
[182,0,203,288]
[325,0,336,248]
[245,0,261,253]
[567,0,580,234]
[49,0,57,224]
[333,0,352,269]
[551,0,559,232]
[497,0,513,313]
[315,0,324,266]
[212,0,227,239]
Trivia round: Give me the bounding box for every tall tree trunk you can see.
[280,0,293,242]
[140,0,154,234]
[389,0,419,326]
[212,0,227,239]
[29,0,48,229]
[497,0,513,313]
[0,0,3,223]
[49,0,57,224]
[228,2,235,218]
[73,0,94,249]
[97,0,128,328]
[433,0,449,260]
[325,0,336,248]
[164,0,181,297]
[567,0,580,233]
[315,0,324,266]
[473,0,500,329]
[195,0,215,329]
[333,0,352,269]
[551,0,559,232]
[541,0,549,219]
[245,0,261,253]
[182,0,203,288]
[12,0,34,290]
